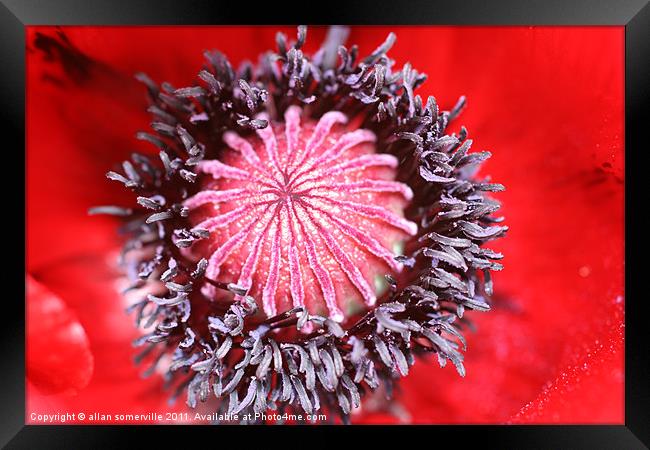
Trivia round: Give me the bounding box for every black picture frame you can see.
[4,0,648,447]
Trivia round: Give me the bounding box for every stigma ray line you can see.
[289,200,343,321]
[223,131,283,187]
[204,203,275,282]
[301,194,418,236]
[283,199,305,310]
[299,199,403,272]
[288,129,376,186]
[294,179,413,201]
[197,160,279,191]
[296,200,376,306]
[291,154,399,191]
[288,111,348,176]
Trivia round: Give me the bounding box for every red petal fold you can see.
[26,274,94,395]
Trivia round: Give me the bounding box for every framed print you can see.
[3,0,649,447]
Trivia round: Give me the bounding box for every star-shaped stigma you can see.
[185,106,417,321]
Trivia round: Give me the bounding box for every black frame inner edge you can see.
[2,0,648,448]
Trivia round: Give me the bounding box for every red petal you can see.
[509,298,624,423]
[27,31,142,270]
[26,274,94,394]
[28,251,196,422]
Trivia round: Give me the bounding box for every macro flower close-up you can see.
[26,25,624,425]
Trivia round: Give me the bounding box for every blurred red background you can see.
[26,26,624,424]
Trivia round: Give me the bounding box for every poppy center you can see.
[185,106,417,322]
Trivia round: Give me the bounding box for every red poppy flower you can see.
[26,25,624,424]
